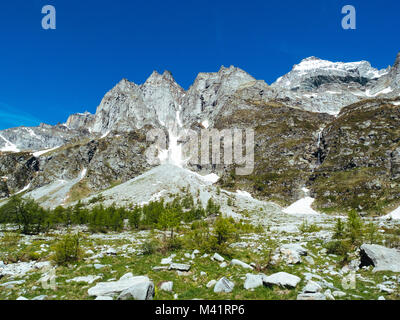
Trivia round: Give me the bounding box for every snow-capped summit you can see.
[273,56,389,90]
[270,54,397,114]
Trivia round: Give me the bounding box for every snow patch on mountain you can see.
[283,196,319,215]
[33,146,60,157]
[0,133,20,152]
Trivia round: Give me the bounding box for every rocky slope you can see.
[310,98,400,215]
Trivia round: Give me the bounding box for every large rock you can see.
[230,259,253,270]
[160,281,173,292]
[280,244,308,256]
[262,272,301,288]
[117,281,155,300]
[278,243,308,265]
[302,280,322,293]
[169,263,191,271]
[88,273,154,299]
[244,274,263,290]
[214,277,235,293]
[212,253,225,262]
[360,244,400,272]
[297,292,326,300]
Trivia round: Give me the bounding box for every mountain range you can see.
[1,52,400,216]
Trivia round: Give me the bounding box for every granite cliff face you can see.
[1,52,400,215]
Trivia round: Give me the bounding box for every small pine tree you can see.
[129,206,142,229]
[333,218,345,239]
[158,208,180,239]
[206,198,220,216]
[346,210,364,244]
[214,216,236,246]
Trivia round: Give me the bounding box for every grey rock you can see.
[160,281,173,292]
[360,244,400,272]
[303,280,322,293]
[230,259,253,270]
[304,256,315,265]
[88,273,150,297]
[297,292,327,300]
[377,284,394,294]
[324,289,335,300]
[117,280,155,300]
[262,272,301,288]
[244,274,263,290]
[212,253,225,262]
[332,290,346,298]
[95,296,113,300]
[169,263,191,272]
[214,277,235,293]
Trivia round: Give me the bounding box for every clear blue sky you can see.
[0,0,399,129]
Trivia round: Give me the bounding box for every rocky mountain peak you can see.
[393,51,400,69]
[66,111,95,131]
[162,70,175,81]
[389,51,400,83]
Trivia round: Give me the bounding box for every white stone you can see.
[262,272,301,288]
[206,280,217,288]
[160,281,173,292]
[360,244,400,273]
[332,290,346,298]
[95,296,113,300]
[169,263,191,271]
[303,280,322,293]
[297,292,326,300]
[212,253,225,262]
[66,275,101,284]
[88,273,150,298]
[161,257,173,265]
[324,289,335,300]
[244,274,263,290]
[214,277,235,293]
[230,259,253,270]
[117,280,155,300]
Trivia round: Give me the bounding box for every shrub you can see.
[299,220,321,233]
[1,232,21,248]
[164,236,183,252]
[52,233,82,265]
[141,240,158,255]
[88,194,105,205]
[325,239,352,257]
[234,220,264,234]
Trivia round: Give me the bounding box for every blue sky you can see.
[0,0,399,129]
